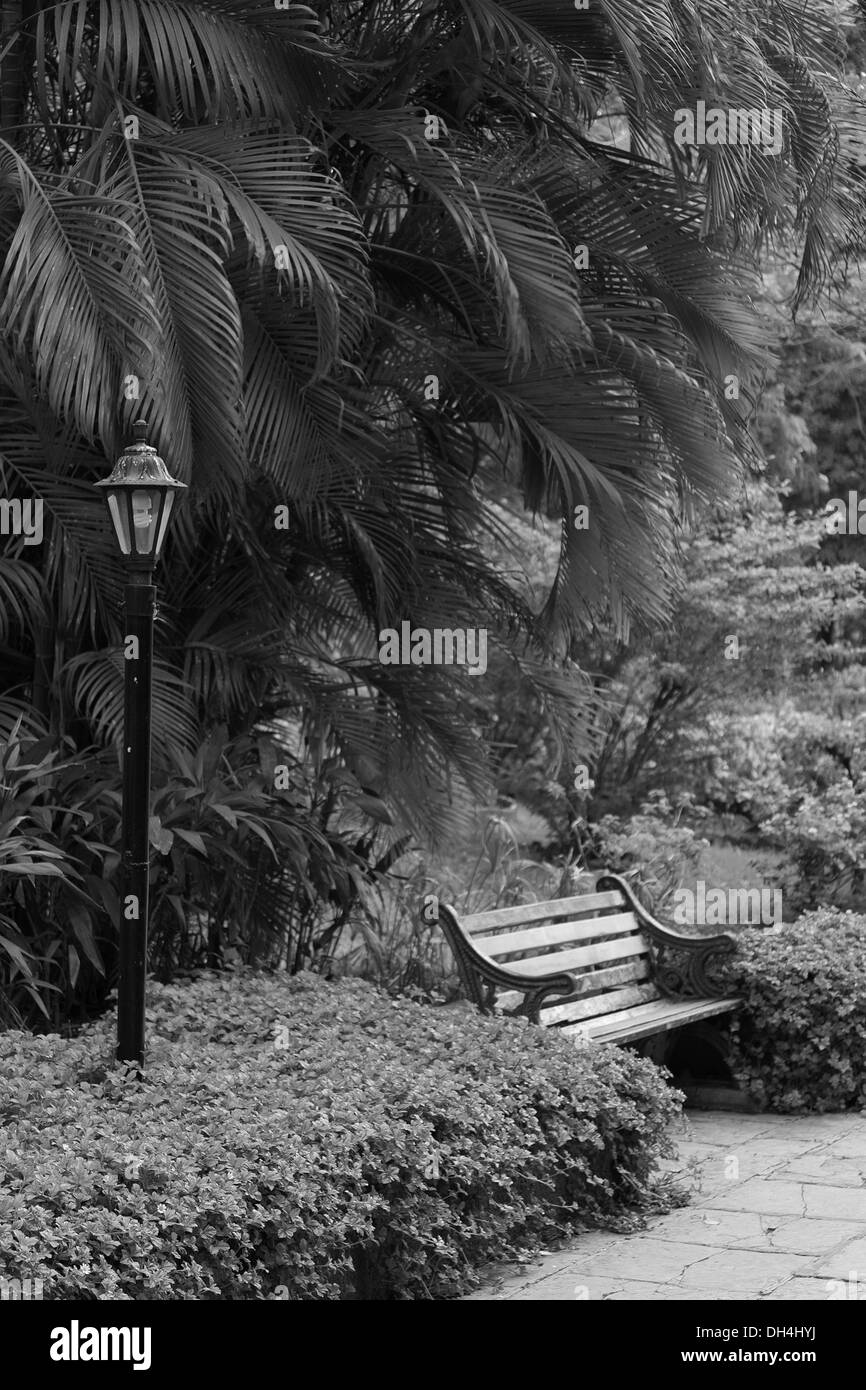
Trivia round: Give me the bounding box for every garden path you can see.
[463,1110,866,1300]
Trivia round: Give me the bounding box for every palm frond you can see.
[61,649,199,763]
[0,140,159,449]
[80,117,246,493]
[42,0,347,128]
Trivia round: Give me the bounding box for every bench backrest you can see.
[460,886,659,1029]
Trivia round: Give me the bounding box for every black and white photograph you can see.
[0,0,865,1360]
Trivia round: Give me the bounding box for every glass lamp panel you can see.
[153,491,175,559]
[107,492,132,555]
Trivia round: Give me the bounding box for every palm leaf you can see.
[77,117,246,494]
[60,649,198,762]
[0,140,160,448]
[44,0,346,128]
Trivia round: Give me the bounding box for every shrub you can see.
[143,728,411,981]
[589,791,709,915]
[0,970,684,1300]
[687,704,866,912]
[581,482,866,817]
[724,908,866,1112]
[336,818,572,1002]
[0,720,416,1031]
[0,728,118,1031]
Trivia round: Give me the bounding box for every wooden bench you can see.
[436,873,739,1051]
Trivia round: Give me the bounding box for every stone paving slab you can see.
[824,1134,866,1158]
[812,1239,866,1278]
[635,1208,866,1256]
[686,1248,815,1292]
[776,1156,866,1187]
[462,1109,866,1301]
[803,1186,866,1221]
[605,1282,746,1300]
[649,1208,768,1247]
[703,1177,808,1215]
[764,1278,866,1301]
[570,1237,730,1282]
[761,1217,866,1256]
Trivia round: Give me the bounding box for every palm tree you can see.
[0,0,862,852]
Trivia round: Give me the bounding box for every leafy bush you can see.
[589,791,709,915]
[0,970,684,1300]
[689,705,866,912]
[335,816,580,1002]
[0,719,417,1030]
[724,908,866,1112]
[0,728,117,1030]
[762,784,866,913]
[331,855,460,1002]
[580,482,866,820]
[146,728,334,977]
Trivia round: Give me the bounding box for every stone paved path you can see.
[463,1110,866,1300]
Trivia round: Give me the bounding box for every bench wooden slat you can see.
[566,955,651,994]
[536,960,653,1021]
[491,933,648,979]
[461,890,625,934]
[563,996,740,1045]
[498,959,653,1017]
[544,982,659,1025]
[472,911,640,959]
[577,996,725,1032]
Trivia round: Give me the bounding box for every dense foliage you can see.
[0,970,684,1299]
[0,719,412,1028]
[581,485,866,814]
[531,479,866,920]
[1,0,865,1024]
[724,909,866,1112]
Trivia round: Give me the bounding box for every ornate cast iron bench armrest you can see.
[437,903,574,1022]
[596,873,738,1000]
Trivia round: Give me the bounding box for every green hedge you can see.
[0,971,684,1299]
[726,909,866,1112]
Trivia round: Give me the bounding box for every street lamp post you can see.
[95,419,187,1067]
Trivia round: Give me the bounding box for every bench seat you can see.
[436,872,739,1048]
[562,995,740,1045]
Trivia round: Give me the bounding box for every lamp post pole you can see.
[118,569,155,1066]
[95,418,187,1070]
